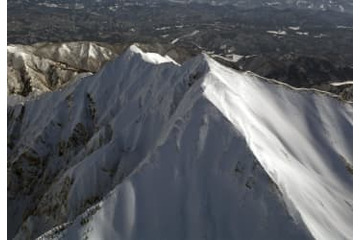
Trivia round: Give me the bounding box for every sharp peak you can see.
[127,43,145,54]
[124,43,217,68]
[123,43,179,65]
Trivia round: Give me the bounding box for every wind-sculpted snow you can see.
[7,45,352,240]
[202,58,352,240]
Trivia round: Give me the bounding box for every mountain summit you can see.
[8,45,352,240]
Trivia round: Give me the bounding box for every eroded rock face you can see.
[7,42,117,96]
[312,82,353,101]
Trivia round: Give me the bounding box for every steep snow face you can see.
[202,58,352,240]
[8,45,210,240]
[38,98,312,240]
[8,45,352,240]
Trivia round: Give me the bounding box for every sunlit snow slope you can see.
[8,45,352,240]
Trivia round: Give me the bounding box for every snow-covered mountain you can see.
[8,45,352,240]
[7,42,119,96]
[7,42,196,97]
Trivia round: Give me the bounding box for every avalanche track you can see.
[7,45,352,240]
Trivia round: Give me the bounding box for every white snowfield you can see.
[8,45,352,240]
[203,59,352,240]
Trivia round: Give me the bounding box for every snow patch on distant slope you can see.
[330,81,353,86]
[266,30,287,35]
[171,30,200,44]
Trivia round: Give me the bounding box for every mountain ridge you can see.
[8,45,352,240]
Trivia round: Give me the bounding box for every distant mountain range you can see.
[102,0,353,13]
[166,0,352,12]
[8,0,353,13]
[7,42,353,101]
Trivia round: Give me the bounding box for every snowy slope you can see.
[8,45,352,240]
[7,42,118,96]
[202,59,352,240]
